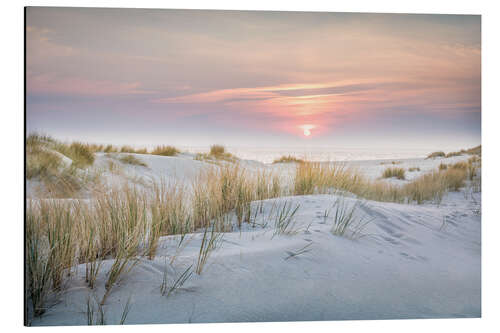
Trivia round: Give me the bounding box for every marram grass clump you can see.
[194,145,237,163]
[426,151,445,159]
[272,155,304,164]
[292,160,469,205]
[26,133,101,197]
[382,167,405,180]
[119,154,148,167]
[151,145,180,156]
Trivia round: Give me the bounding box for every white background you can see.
[1,0,498,332]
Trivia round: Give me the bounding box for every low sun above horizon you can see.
[299,124,315,137]
[25,8,480,149]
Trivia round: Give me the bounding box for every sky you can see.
[26,7,481,151]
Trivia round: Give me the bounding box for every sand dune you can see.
[28,153,480,325]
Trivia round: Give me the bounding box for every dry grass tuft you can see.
[292,160,468,205]
[104,145,118,153]
[463,145,481,155]
[403,171,446,204]
[468,155,481,164]
[26,202,53,317]
[466,156,480,181]
[294,162,364,196]
[426,151,446,159]
[151,145,180,156]
[120,146,136,153]
[53,142,95,168]
[445,151,462,158]
[26,133,100,197]
[119,154,148,167]
[26,150,63,180]
[192,165,243,230]
[380,160,402,165]
[443,145,480,158]
[191,164,283,231]
[195,145,237,163]
[443,168,467,192]
[147,182,190,259]
[382,167,405,180]
[116,145,148,154]
[210,145,226,156]
[272,155,304,164]
[25,137,481,320]
[450,161,467,170]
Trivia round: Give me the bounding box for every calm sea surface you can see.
[181,146,431,164]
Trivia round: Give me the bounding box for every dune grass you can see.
[330,198,357,237]
[382,167,406,180]
[426,151,446,159]
[272,200,300,237]
[195,145,237,163]
[147,182,190,259]
[43,201,77,291]
[330,199,370,239]
[103,145,118,153]
[89,144,146,154]
[451,161,467,170]
[445,151,462,158]
[380,160,402,165]
[293,161,470,205]
[26,133,100,197]
[25,162,288,318]
[437,145,481,159]
[26,149,63,180]
[191,164,259,230]
[151,145,180,156]
[52,142,95,168]
[210,144,226,156]
[443,168,467,192]
[26,203,53,317]
[195,221,223,275]
[119,154,148,167]
[294,162,365,196]
[86,294,132,325]
[120,146,136,154]
[86,294,106,325]
[26,186,151,317]
[161,263,193,297]
[463,145,481,155]
[284,243,313,260]
[25,138,481,320]
[468,155,481,164]
[467,156,480,181]
[272,155,304,164]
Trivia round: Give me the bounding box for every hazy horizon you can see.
[26,8,481,151]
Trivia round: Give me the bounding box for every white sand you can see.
[28,153,480,325]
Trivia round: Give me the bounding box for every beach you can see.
[27,149,481,325]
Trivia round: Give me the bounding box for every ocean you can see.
[181,146,431,164]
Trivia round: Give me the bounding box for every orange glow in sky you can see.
[25,9,481,149]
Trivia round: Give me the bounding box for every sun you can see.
[299,124,315,137]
